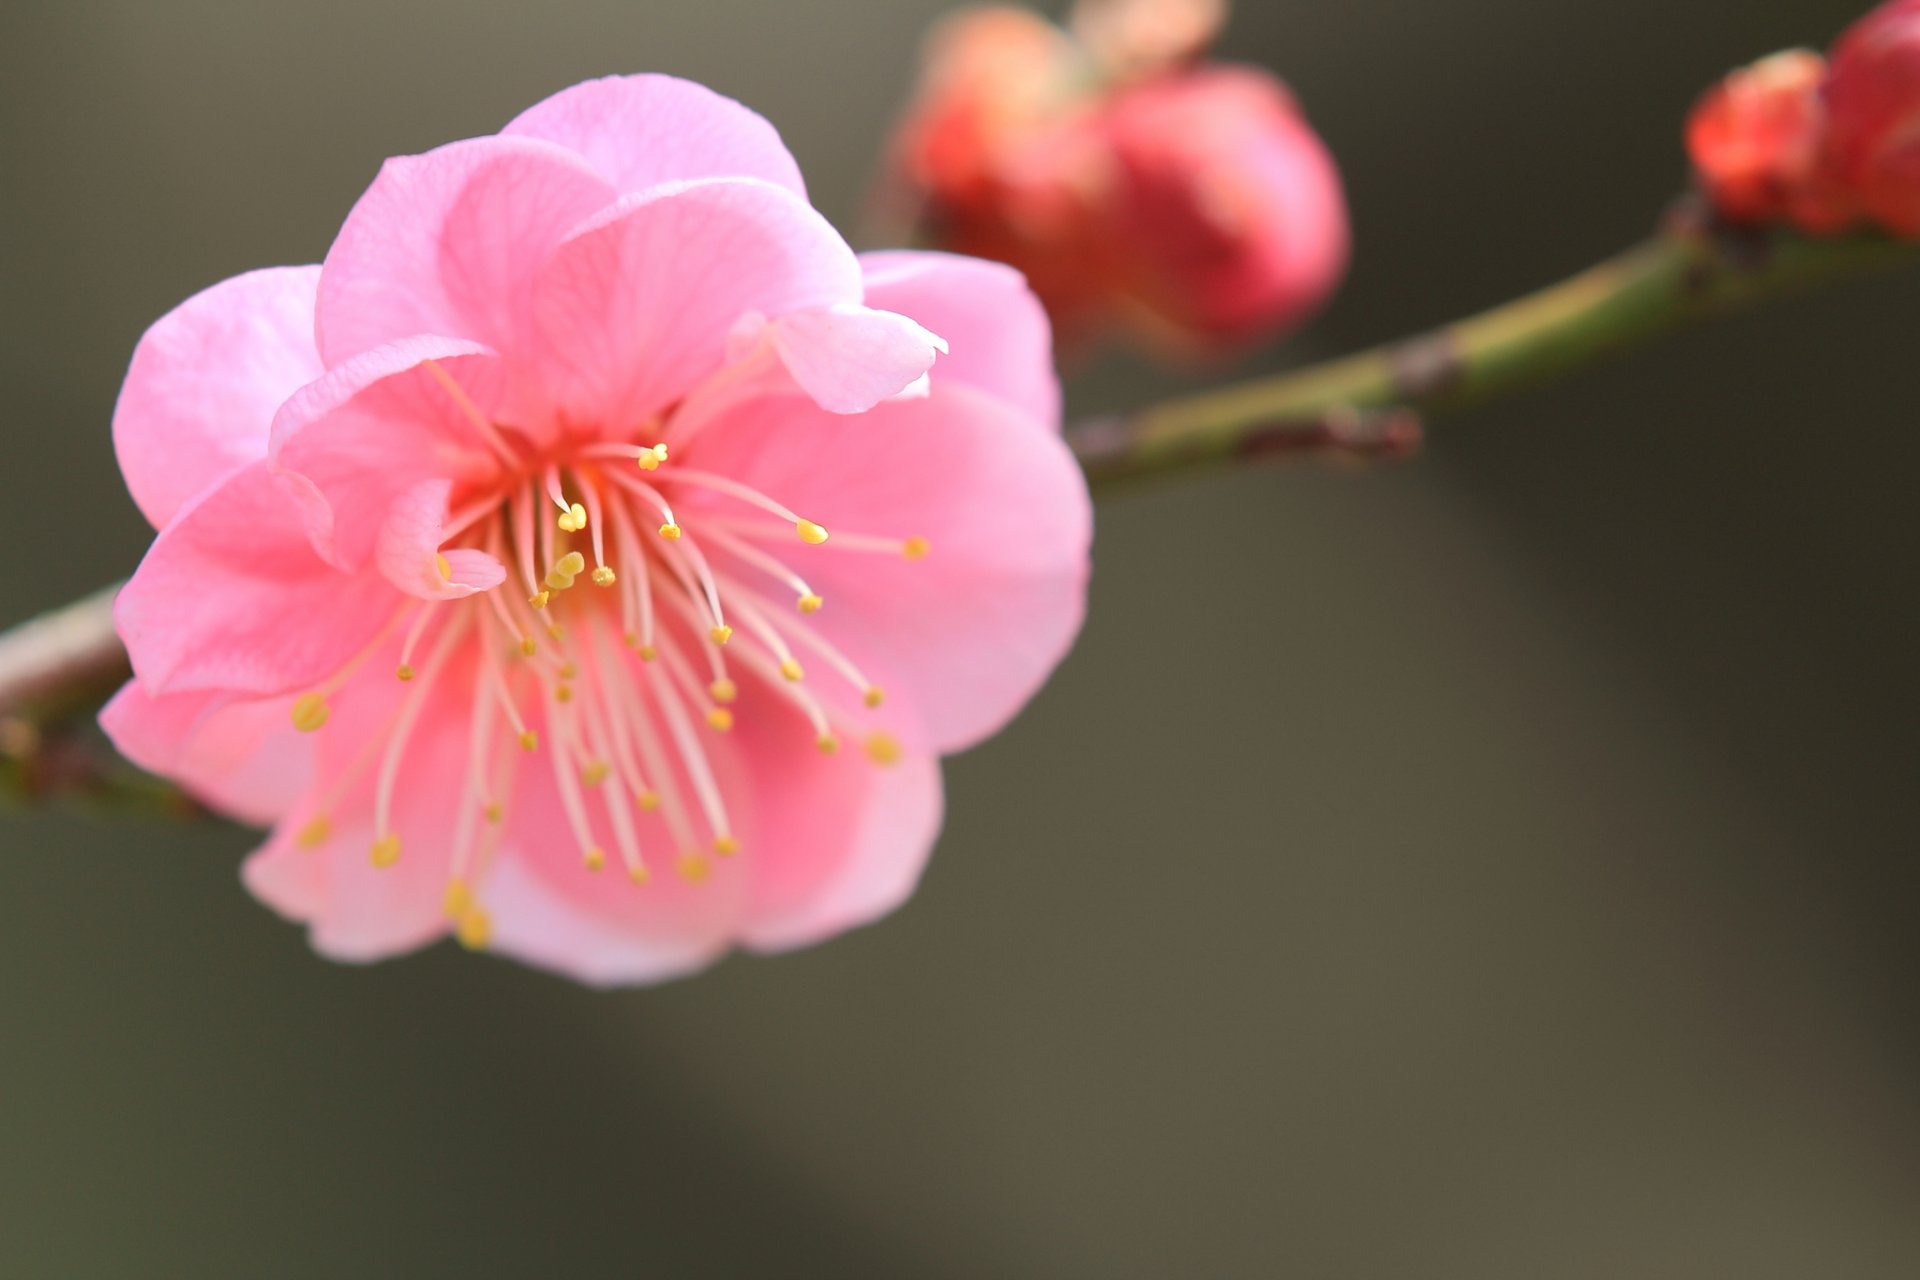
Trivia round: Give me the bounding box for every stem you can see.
[1070,209,1920,485]
[0,584,193,816]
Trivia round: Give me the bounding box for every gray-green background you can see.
[3,0,1917,1274]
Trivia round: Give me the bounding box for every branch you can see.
[1069,205,1920,486]
[0,584,192,816]
[5,205,1916,816]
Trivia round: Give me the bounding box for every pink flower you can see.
[102,76,1092,985]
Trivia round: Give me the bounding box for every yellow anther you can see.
[290,693,330,733]
[709,625,733,646]
[796,519,830,545]
[623,631,640,649]
[435,554,453,582]
[591,566,617,587]
[557,551,586,577]
[816,734,840,756]
[636,444,669,472]
[864,686,886,709]
[637,790,661,812]
[582,760,610,788]
[638,645,658,662]
[370,834,403,868]
[779,658,805,682]
[546,624,565,642]
[484,801,505,824]
[443,880,473,921]
[677,853,712,884]
[296,815,333,849]
[528,590,551,609]
[706,706,735,732]
[709,678,739,704]
[555,684,574,704]
[519,637,537,658]
[583,847,607,873]
[456,907,492,951]
[865,732,903,766]
[659,522,682,541]
[519,730,539,753]
[903,536,930,561]
[557,502,587,533]
[714,835,741,858]
[544,569,574,592]
[395,664,415,682]
[797,593,824,615]
[558,662,578,680]
[628,864,652,886]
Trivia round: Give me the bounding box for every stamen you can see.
[574,641,652,884]
[606,492,656,654]
[395,604,439,681]
[651,642,738,847]
[585,621,666,830]
[545,692,609,874]
[288,604,418,732]
[701,525,824,615]
[369,612,470,866]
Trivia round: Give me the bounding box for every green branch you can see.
[1069,208,1919,485]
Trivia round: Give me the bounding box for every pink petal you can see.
[269,336,507,571]
[115,460,396,696]
[737,709,945,953]
[241,644,475,962]
[99,682,313,825]
[526,178,863,431]
[376,479,507,600]
[858,251,1062,428]
[683,382,1093,753]
[113,266,324,529]
[315,135,615,368]
[758,303,949,415]
[501,74,807,200]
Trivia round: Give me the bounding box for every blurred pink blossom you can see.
[103,75,1091,985]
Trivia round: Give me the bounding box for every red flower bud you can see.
[885,5,1349,357]
[1822,0,1920,236]
[1686,50,1830,227]
[1096,68,1349,349]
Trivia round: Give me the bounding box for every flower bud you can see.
[886,6,1348,356]
[1821,0,1920,236]
[1096,67,1348,350]
[1686,49,1831,227]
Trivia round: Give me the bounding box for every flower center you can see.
[285,372,930,950]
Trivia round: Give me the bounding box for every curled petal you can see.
[376,479,508,600]
[859,251,1060,427]
[758,303,949,415]
[270,336,506,571]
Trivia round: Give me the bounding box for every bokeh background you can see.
[3,0,1918,1274]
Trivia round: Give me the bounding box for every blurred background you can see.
[2,0,1917,1274]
